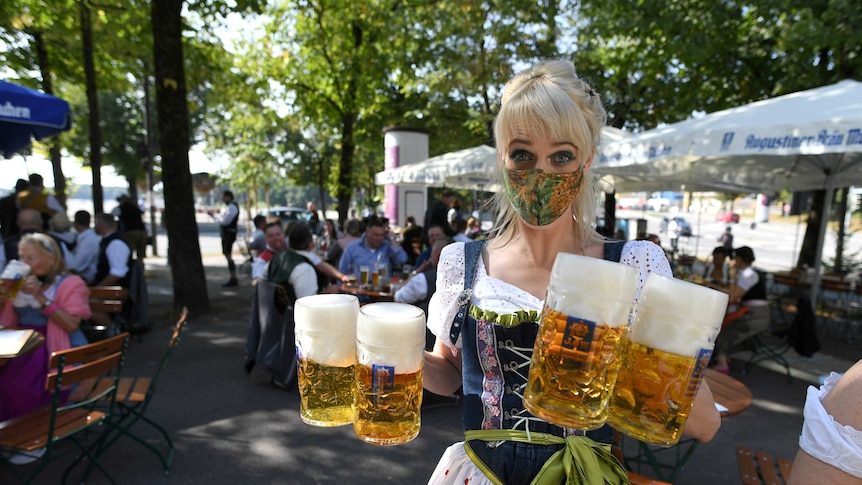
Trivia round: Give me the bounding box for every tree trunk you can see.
[336,113,356,228]
[317,155,327,218]
[79,1,103,214]
[151,0,210,312]
[32,31,67,209]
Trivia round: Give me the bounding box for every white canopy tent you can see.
[597,79,862,303]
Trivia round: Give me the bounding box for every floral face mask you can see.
[502,166,585,226]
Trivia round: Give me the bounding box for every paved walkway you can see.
[2,250,858,484]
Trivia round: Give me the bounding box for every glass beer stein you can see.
[0,260,31,301]
[294,294,360,427]
[608,273,728,446]
[523,253,640,430]
[353,302,425,446]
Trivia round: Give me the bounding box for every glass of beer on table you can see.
[359,265,371,289]
[353,302,425,445]
[608,273,728,446]
[523,253,639,430]
[294,294,360,427]
[0,260,31,301]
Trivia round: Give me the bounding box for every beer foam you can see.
[356,303,425,372]
[294,294,359,332]
[294,294,359,367]
[549,252,639,326]
[357,303,425,346]
[1,260,30,280]
[630,273,729,356]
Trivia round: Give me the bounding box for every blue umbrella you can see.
[0,80,72,158]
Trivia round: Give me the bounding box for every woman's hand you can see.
[20,275,46,303]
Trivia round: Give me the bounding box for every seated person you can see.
[0,234,91,424]
[395,238,453,313]
[92,213,131,287]
[265,229,321,302]
[286,223,341,293]
[252,221,287,282]
[413,223,446,273]
[703,246,731,286]
[789,359,862,484]
[338,216,407,278]
[247,214,268,257]
[712,246,770,373]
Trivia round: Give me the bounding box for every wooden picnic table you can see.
[705,368,754,417]
[621,369,754,482]
[340,284,395,303]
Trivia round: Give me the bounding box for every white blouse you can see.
[426,240,672,351]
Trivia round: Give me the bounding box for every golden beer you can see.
[353,366,423,445]
[607,273,728,446]
[371,269,380,289]
[0,260,30,301]
[608,340,711,446]
[294,294,360,427]
[524,308,628,429]
[523,253,639,430]
[354,302,425,445]
[360,265,370,288]
[298,359,357,427]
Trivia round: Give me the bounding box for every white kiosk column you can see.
[383,127,429,226]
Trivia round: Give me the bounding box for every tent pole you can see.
[809,172,837,308]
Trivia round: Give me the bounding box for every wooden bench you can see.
[85,286,127,339]
[737,446,793,485]
[0,333,130,483]
[70,308,189,476]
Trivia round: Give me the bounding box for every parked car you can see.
[260,206,307,223]
[659,216,693,236]
[716,211,741,223]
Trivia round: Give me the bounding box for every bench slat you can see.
[737,447,762,485]
[757,451,782,485]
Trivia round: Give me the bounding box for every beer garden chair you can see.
[70,307,189,478]
[0,332,130,484]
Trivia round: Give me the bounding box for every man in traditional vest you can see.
[208,190,240,287]
[16,173,63,229]
[92,213,131,288]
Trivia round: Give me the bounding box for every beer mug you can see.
[294,294,360,427]
[359,265,371,289]
[523,252,639,430]
[354,302,425,445]
[0,260,31,301]
[371,264,381,289]
[608,273,728,446]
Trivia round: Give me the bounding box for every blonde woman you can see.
[0,233,91,424]
[423,60,720,484]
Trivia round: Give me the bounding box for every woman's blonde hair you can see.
[19,233,67,284]
[489,59,607,246]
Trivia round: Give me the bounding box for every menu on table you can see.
[0,329,41,359]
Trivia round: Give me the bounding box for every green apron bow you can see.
[464,430,630,485]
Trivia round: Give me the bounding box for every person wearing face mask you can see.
[423,60,721,485]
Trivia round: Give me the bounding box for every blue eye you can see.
[509,150,533,163]
[551,151,575,166]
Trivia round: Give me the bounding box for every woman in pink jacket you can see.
[0,232,91,423]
